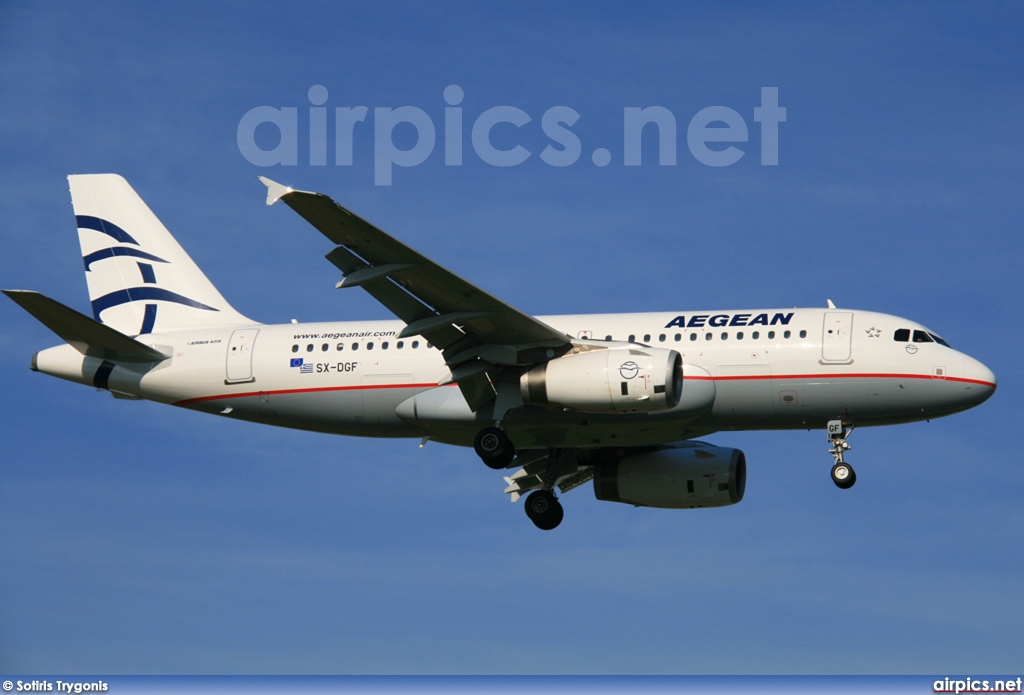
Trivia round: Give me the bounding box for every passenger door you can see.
[821,312,853,363]
[225,328,259,384]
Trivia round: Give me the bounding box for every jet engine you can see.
[593,444,746,508]
[520,347,683,413]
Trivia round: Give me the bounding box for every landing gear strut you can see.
[474,426,515,469]
[827,419,856,489]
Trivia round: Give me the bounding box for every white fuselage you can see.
[32,307,996,450]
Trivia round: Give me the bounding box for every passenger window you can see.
[336,343,344,351]
[752,331,760,340]
[604,335,612,341]
[628,334,635,343]
[784,330,791,339]
[427,342,433,348]
[291,345,299,353]
[799,330,807,338]
[306,344,314,352]
[768,331,775,339]
[397,341,404,349]
[382,342,389,350]
[912,330,933,343]
[894,329,910,342]
[658,334,666,342]
[736,332,744,340]
[322,343,329,352]
[412,340,420,348]
[367,342,374,350]
[352,343,359,351]
[721,332,728,341]
[643,334,651,343]
[689,333,697,342]
[674,333,681,342]
[705,333,712,341]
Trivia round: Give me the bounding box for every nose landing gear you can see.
[827,419,857,489]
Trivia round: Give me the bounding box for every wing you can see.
[259,178,572,410]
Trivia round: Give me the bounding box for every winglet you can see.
[258,176,293,206]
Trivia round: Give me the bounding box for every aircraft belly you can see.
[405,406,711,450]
[281,388,425,436]
[179,388,422,437]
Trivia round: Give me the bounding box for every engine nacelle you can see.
[520,347,682,413]
[593,444,746,508]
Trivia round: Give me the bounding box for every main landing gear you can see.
[827,419,856,489]
[525,489,564,531]
[474,426,515,469]
[474,424,569,530]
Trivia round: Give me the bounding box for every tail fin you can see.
[69,174,254,335]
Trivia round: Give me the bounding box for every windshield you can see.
[892,327,952,348]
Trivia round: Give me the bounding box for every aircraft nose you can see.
[958,354,996,406]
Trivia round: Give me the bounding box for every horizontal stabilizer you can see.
[4,290,170,363]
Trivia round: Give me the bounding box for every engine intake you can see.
[520,347,683,413]
[593,444,746,508]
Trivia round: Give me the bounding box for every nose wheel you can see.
[827,419,856,489]
[830,461,856,489]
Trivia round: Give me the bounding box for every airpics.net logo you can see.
[237,85,786,186]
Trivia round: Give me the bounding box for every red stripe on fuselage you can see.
[172,372,994,408]
[173,382,443,407]
[692,372,996,387]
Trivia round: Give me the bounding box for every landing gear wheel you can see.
[525,490,564,530]
[826,419,857,489]
[474,426,515,469]
[831,462,857,489]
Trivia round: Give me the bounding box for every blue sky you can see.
[1,1,1022,674]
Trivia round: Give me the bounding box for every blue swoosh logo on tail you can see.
[92,287,219,320]
[83,247,169,271]
[76,216,139,245]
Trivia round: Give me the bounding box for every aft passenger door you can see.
[225,328,259,384]
[821,312,853,363]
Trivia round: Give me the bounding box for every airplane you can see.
[4,174,997,530]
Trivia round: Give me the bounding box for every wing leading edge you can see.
[259,177,572,411]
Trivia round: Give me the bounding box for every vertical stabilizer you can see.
[69,174,254,334]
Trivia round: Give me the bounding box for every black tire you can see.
[831,462,857,489]
[474,426,515,469]
[525,490,564,530]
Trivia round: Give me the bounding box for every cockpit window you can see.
[895,327,950,347]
